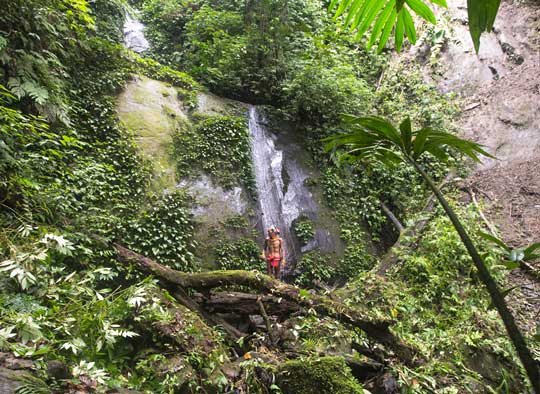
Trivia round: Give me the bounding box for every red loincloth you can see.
[267,256,281,268]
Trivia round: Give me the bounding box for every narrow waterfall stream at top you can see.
[123,12,149,53]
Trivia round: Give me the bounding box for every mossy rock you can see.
[0,367,43,394]
[276,357,363,394]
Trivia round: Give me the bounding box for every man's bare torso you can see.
[265,236,282,257]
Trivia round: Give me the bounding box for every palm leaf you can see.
[367,1,395,49]
[402,7,417,44]
[479,231,510,251]
[468,0,501,53]
[377,7,398,53]
[353,0,387,39]
[524,243,540,260]
[331,0,500,53]
[395,10,406,52]
[345,0,367,27]
[399,117,412,153]
[406,0,437,23]
[325,115,494,169]
[354,116,402,146]
[412,127,432,159]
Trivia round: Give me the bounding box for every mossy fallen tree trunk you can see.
[204,291,301,317]
[114,244,420,365]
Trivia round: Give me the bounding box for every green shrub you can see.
[295,252,337,287]
[174,115,255,193]
[214,238,264,272]
[123,191,197,271]
[293,217,315,245]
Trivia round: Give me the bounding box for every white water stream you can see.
[123,13,149,53]
[249,106,333,269]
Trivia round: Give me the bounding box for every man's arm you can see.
[263,238,268,257]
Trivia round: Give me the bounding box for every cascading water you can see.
[123,13,149,53]
[249,106,335,271]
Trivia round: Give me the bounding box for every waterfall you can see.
[249,106,332,270]
[123,13,149,53]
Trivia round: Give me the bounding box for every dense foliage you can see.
[0,1,216,391]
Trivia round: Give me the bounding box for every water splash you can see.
[123,13,150,53]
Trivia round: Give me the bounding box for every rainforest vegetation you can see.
[1,0,539,393]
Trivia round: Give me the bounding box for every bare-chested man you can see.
[263,226,285,280]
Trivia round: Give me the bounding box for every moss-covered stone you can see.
[117,74,191,191]
[276,357,363,394]
[0,367,41,394]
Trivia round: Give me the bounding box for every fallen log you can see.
[204,292,301,317]
[115,244,421,365]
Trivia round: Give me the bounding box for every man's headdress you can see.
[268,225,280,234]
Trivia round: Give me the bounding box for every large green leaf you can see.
[354,116,402,146]
[345,0,367,27]
[367,1,395,49]
[478,231,510,251]
[467,0,501,53]
[402,7,417,44]
[524,243,540,260]
[331,0,500,53]
[377,8,398,53]
[412,127,431,159]
[394,10,405,52]
[399,117,412,153]
[353,0,387,40]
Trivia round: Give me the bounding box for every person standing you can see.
[263,226,285,279]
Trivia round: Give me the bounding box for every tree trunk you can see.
[412,161,540,393]
[114,244,421,366]
[205,291,300,317]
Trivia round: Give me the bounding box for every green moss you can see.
[276,357,363,394]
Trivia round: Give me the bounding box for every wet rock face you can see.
[177,174,248,219]
[0,367,26,394]
[424,0,540,172]
[0,353,38,393]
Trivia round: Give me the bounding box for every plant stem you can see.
[412,161,540,393]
